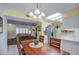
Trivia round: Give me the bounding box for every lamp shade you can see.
[34,9,40,15]
[29,12,33,16]
[41,12,45,16]
[38,15,42,19]
[33,15,37,18]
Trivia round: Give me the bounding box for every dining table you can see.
[22,40,61,55]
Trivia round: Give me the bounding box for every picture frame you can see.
[0,16,3,33]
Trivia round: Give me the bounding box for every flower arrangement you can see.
[32,39,39,45]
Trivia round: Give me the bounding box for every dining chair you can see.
[16,36,26,55]
[39,35,44,43]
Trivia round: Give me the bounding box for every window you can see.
[16,28,19,34]
[16,27,29,34]
[25,28,29,34]
[20,28,23,33]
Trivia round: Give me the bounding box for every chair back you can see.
[39,35,44,43]
[16,36,22,55]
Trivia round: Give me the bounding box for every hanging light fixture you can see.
[28,3,45,19]
[41,12,45,16]
[34,3,40,15]
[34,9,40,15]
[29,12,34,17]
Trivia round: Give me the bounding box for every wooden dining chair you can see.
[50,38,61,49]
[16,36,26,55]
[39,35,44,43]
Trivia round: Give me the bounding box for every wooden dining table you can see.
[22,40,61,55]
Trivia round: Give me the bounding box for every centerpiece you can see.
[32,39,39,45]
[29,39,43,48]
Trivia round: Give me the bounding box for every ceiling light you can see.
[41,12,45,16]
[50,16,62,21]
[46,13,62,19]
[29,12,33,16]
[33,15,37,18]
[28,3,45,19]
[34,9,40,15]
[38,15,42,19]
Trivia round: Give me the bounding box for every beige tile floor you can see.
[6,45,19,55]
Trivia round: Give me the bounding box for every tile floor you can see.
[6,45,18,55]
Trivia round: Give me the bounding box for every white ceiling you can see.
[0,3,79,17]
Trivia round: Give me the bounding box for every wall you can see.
[8,24,23,39]
[62,8,79,55]
[7,24,16,39]
[0,14,7,55]
[61,15,79,54]
[41,20,51,35]
[63,7,79,28]
[61,40,79,55]
[41,20,52,44]
[63,15,79,28]
[7,23,35,39]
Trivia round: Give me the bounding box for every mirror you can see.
[0,16,3,33]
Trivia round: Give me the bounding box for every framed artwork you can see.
[0,16,3,33]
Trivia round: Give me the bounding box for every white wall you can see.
[63,15,79,28]
[61,40,79,55]
[7,23,35,39]
[62,15,79,55]
[7,24,16,39]
[7,24,25,39]
[0,14,7,55]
